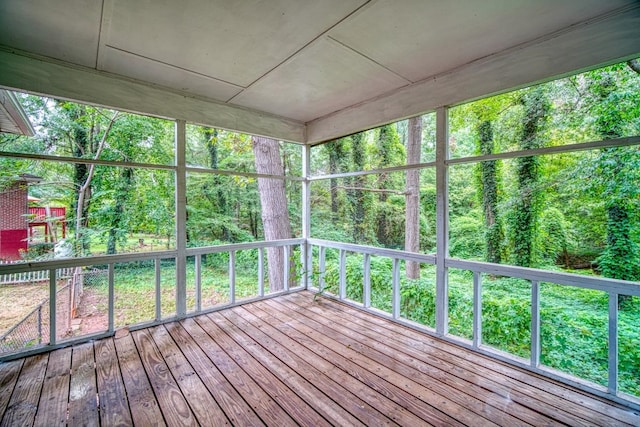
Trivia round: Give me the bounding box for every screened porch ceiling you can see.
[0,0,639,144]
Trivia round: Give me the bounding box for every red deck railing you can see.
[27,206,67,240]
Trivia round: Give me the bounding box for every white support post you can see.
[283,246,290,292]
[108,263,115,332]
[472,271,482,349]
[318,246,326,292]
[49,268,56,345]
[155,259,161,321]
[363,253,371,308]
[195,255,202,312]
[608,292,618,394]
[258,248,265,297]
[392,258,400,319]
[302,144,312,289]
[435,106,449,336]
[229,251,236,304]
[175,120,187,317]
[339,249,347,299]
[531,280,541,367]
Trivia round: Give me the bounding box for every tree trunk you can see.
[73,111,119,255]
[512,88,548,267]
[204,128,231,241]
[252,136,293,291]
[351,133,367,242]
[107,166,133,254]
[405,117,422,279]
[478,120,502,264]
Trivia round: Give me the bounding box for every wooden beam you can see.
[306,6,640,143]
[0,49,305,143]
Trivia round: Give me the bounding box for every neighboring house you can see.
[0,174,41,260]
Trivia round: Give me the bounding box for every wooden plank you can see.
[249,300,464,426]
[179,317,297,427]
[261,301,492,425]
[226,306,401,426]
[1,353,48,427]
[209,310,366,426]
[114,332,166,427]
[0,359,24,420]
[131,328,197,426]
[285,292,583,426]
[277,294,555,426]
[196,314,332,427]
[295,292,640,426]
[33,347,71,427]
[149,325,230,425]
[165,321,265,426]
[288,292,594,425]
[95,338,133,427]
[68,342,99,427]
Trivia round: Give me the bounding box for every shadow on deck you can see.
[0,291,638,426]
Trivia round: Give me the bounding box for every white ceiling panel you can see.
[100,46,243,102]
[329,0,635,82]
[229,37,410,122]
[103,0,367,88]
[0,0,638,142]
[0,0,102,68]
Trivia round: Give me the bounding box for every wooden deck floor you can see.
[0,291,638,426]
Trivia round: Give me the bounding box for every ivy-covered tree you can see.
[405,116,422,278]
[511,87,549,267]
[350,132,369,243]
[477,120,503,264]
[374,124,404,247]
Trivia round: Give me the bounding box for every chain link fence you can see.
[0,267,107,354]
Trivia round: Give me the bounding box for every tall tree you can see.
[512,87,549,267]
[67,106,119,255]
[204,127,231,241]
[375,124,403,246]
[326,139,347,217]
[106,166,133,254]
[405,116,422,279]
[477,120,502,264]
[351,132,368,242]
[252,136,292,290]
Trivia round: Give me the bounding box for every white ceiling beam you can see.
[306,6,640,144]
[0,48,306,143]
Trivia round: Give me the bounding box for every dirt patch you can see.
[0,282,50,335]
[73,287,108,336]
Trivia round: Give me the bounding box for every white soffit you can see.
[99,46,244,102]
[100,0,368,89]
[230,36,410,122]
[328,0,634,83]
[0,0,102,68]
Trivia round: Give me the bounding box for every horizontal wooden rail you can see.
[446,257,640,297]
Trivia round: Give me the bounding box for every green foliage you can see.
[537,208,569,265]
[599,203,640,281]
[449,213,484,259]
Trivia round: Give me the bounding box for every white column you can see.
[175,120,187,317]
[435,107,449,336]
[302,144,311,289]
